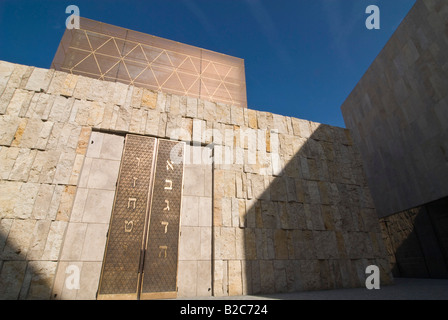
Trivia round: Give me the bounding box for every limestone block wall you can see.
[50,136,213,299]
[379,196,448,279]
[0,59,392,299]
[341,0,448,217]
[52,131,124,299]
[177,145,213,297]
[211,117,392,296]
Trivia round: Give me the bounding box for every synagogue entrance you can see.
[97,135,185,300]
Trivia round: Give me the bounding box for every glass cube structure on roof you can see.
[51,17,247,108]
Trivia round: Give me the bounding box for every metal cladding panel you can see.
[98,135,156,297]
[52,17,247,108]
[97,135,185,300]
[141,139,185,296]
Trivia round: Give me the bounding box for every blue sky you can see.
[0,0,416,128]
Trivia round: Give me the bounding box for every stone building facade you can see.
[0,58,392,299]
[341,0,448,278]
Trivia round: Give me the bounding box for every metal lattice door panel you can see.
[97,135,184,300]
[140,139,184,299]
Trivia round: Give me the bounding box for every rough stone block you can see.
[32,184,56,220]
[53,150,77,185]
[76,127,92,155]
[9,148,37,181]
[27,219,52,260]
[0,261,27,299]
[59,73,78,98]
[32,150,60,184]
[216,103,231,124]
[273,260,287,292]
[249,173,266,200]
[247,109,258,129]
[114,104,132,132]
[202,100,216,122]
[277,202,289,230]
[0,116,20,146]
[244,228,257,260]
[314,230,338,259]
[274,230,289,259]
[10,118,28,147]
[0,87,15,115]
[157,112,168,138]
[13,183,38,220]
[140,89,157,110]
[111,82,130,107]
[270,177,287,202]
[24,68,54,93]
[218,197,232,227]
[272,114,288,134]
[259,260,275,293]
[0,61,15,96]
[228,260,243,296]
[224,171,236,198]
[261,200,277,229]
[24,93,52,120]
[212,259,227,296]
[256,111,273,130]
[7,89,34,118]
[24,261,57,299]
[35,121,54,151]
[142,108,158,136]
[237,228,247,258]
[85,101,104,128]
[71,76,94,101]
[218,227,236,260]
[155,91,167,112]
[249,260,261,294]
[254,229,267,259]
[129,107,143,134]
[46,70,68,96]
[41,220,67,261]
[14,119,40,149]
[55,185,76,222]
[230,105,244,126]
[0,146,20,179]
[230,198,239,228]
[1,218,36,260]
[49,96,74,123]
[186,97,198,118]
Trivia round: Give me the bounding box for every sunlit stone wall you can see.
[0,60,391,299]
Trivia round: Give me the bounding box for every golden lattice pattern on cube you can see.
[51,17,247,108]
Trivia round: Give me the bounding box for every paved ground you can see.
[177,278,448,300]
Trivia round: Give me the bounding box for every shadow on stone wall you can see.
[0,227,55,299]
[0,123,396,299]
[380,197,448,279]
[222,123,394,296]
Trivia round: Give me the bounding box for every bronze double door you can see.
[97,135,185,300]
